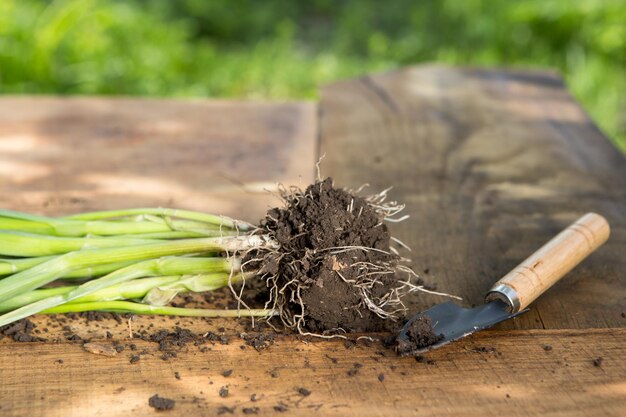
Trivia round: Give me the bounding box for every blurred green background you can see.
[0,0,624,149]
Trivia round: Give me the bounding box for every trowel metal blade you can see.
[398,300,528,356]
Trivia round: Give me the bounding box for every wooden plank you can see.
[0,96,321,416]
[1,329,624,417]
[318,65,626,330]
[0,97,317,222]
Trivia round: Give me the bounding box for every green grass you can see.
[0,0,623,149]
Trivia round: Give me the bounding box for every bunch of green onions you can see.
[0,208,277,328]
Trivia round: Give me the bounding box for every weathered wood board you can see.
[2,329,624,417]
[0,97,316,221]
[319,65,626,330]
[1,66,625,416]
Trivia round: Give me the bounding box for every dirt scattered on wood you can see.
[80,311,123,324]
[297,387,311,397]
[543,344,553,351]
[148,394,175,411]
[273,403,289,412]
[472,346,497,353]
[0,319,45,342]
[414,355,436,365]
[241,332,276,351]
[217,406,235,415]
[394,314,443,355]
[593,357,603,367]
[219,386,229,398]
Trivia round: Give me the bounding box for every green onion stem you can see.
[0,249,248,305]
[0,272,251,313]
[43,301,274,317]
[62,208,253,231]
[0,237,275,326]
[0,209,247,237]
[0,231,163,257]
[1,256,55,276]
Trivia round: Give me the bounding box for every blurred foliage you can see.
[0,0,623,149]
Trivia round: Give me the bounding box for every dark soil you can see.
[0,319,45,342]
[395,315,443,355]
[472,346,496,353]
[242,332,275,351]
[593,357,603,367]
[252,178,402,333]
[217,406,235,415]
[273,403,289,412]
[148,326,197,360]
[414,355,436,365]
[148,394,175,411]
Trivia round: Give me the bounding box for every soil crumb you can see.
[148,394,175,411]
[274,403,289,412]
[297,387,311,397]
[252,178,405,333]
[472,346,496,353]
[593,357,603,367]
[0,319,45,342]
[217,406,235,415]
[395,315,443,355]
[242,332,276,351]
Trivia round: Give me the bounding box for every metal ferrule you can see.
[485,284,521,313]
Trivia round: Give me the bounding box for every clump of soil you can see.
[149,326,195,359]
[0,318,45,342]
[395,315,443,355]
[241,331,275,351]
[148,394,175,411]
[251,178,408,333]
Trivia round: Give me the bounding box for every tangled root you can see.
[245,178,432,335]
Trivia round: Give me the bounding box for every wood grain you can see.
[0,97,317,223]
[1,329,624,417]
[318,65,626,330]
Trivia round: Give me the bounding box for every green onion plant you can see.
[0,208,277,327]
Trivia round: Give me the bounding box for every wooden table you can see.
[1,66,624,417]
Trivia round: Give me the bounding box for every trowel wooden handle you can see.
[486,213,610,312]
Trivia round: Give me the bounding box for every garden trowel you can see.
[397,213,610,356]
